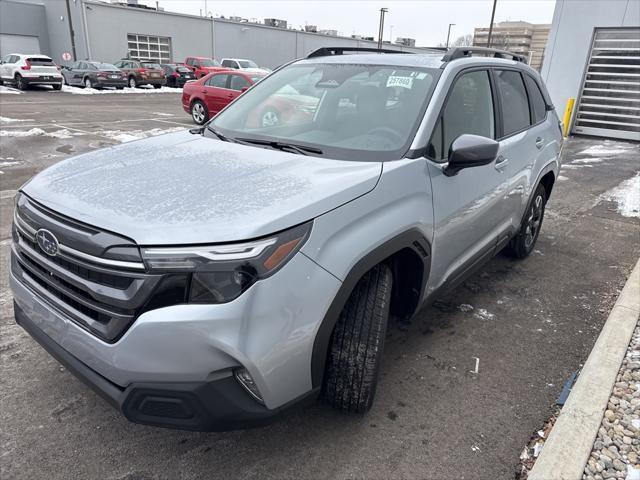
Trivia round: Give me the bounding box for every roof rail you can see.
[442,46,526,63]
[306,47,414,58]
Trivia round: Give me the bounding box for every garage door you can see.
[0,34,41,57]
[573,27,640,141]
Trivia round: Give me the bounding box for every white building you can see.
[541,0,639,141]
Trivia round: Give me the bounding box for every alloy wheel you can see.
[524,194,544,249]
[192,102,205,124]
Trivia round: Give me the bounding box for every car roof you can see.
[12,53,51,58]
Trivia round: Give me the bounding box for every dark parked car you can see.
[61,61,127,89]
[161,64,195,87]
[112,59,166,88]
[182,70,265,124]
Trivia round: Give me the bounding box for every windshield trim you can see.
[209,62,442,162]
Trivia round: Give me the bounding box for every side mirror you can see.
[444,134,499,176]
[240,86,248,92]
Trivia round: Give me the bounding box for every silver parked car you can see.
[10,47,562,431]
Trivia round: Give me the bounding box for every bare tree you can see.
[451,34,474,47]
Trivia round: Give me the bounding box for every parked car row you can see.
[0,52,269,91]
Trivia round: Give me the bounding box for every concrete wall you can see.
[540,0,640,111]
[0,0,50,56]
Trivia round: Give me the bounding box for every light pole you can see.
[377,7,388,51]
[446,23,455,48]
[487,0,498,47]
[64,0,77,61]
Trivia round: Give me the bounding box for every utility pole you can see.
[64,0,77,61]
[446,23,455,48]
[486,0,498,47]
[377,7,388,51]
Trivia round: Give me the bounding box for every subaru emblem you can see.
[36,229,59,257]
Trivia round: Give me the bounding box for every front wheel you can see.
[84,77,94,89]
[128,77,137,88]
[322,264,393,413]
[505,183,547,259]
[191,100,208,125]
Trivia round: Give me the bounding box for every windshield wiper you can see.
[206,125,232,142]
[234,138,323,156]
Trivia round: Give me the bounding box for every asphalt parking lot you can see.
[1,88,639,480]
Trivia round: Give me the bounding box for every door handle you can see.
[535,137,544,149]
[495,155,509,171]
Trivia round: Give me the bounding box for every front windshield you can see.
[239,60,259,68]
[200,59,221,67]
[211,63,439,161]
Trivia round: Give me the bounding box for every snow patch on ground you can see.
[597,173,640,218]
[571,157,604,164]
[579,145,634,156]
[458,304,474,312]
[557,175,569,182]
[0,128,85,139]
[152,112,175,116]
[562,164,594,169]
[0,161,21,167]
[0,86,22,94]
[99,127,185,143]
[474,309,495,320]
[62,85,180,95]
[0,116,33,123]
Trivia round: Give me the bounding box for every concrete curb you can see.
[529,258,640,480]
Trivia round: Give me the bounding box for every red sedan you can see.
[182,70,265,125]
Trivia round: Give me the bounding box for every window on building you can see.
[127,34,171,63]
[495,70,531,136]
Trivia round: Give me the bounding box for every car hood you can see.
[23,131,382,245]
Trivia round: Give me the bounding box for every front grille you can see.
[11,194,167,342]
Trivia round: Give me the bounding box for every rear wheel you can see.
[128,77,137,88]
[15,74,26,90]
[505,183,547,259]
[53,83,62,91]
[322,264,393,413]
[153,84,162,89]
[191,100,208,125]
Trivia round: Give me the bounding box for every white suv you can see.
[220,58,271,74]
[0,53,63,90]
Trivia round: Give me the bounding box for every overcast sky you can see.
[139,0,557,46]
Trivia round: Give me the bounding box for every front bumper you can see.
[10,248,341,421]
[15,302,317,430]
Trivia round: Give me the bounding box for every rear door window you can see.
[495,70,531,136]
[206,74,228,88]
[523,74,547,124]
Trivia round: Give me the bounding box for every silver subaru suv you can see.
[10,47,562,431]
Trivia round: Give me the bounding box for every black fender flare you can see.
[310,228,431,388]
[520,160,558,226]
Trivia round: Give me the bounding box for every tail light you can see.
[97,72,107,78]
[56,65,61,71]
[172,72,180,77]
[136,68,147,73]
[21,60,31,71]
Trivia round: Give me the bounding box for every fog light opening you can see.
[234,367,264,404]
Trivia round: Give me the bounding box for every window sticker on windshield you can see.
[387,76,413,89]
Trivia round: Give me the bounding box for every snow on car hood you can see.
[23,130,382,245]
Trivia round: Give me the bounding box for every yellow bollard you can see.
[562,98,575,137]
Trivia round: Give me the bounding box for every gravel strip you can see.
[584,321,640,480]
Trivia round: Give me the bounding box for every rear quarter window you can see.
[523,74,547,124]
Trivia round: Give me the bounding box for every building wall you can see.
[0,0,50,56]
[473,21,550,70]
[0,0,431,68]
[540,0,640,111]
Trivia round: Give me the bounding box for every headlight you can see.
[141,222,311,303]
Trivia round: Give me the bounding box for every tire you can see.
[84,77,94,89]
[504,183,547,259]
[191,100,208,125]
[322,264,393,413]
[260,108,281,127]
[116,86,125,90]
[153,84,162,89]
[15,74,26,90]
[53,83,62,91]
[128,77,137,88]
